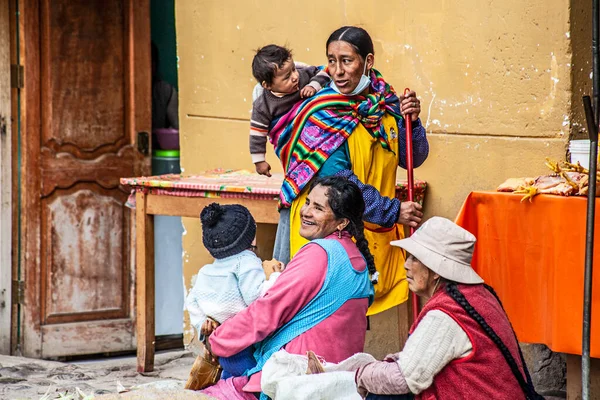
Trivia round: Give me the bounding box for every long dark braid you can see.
[483,284,537,392]
[347,216,376,277]
[309,176,377,280]
[445,282,543,400]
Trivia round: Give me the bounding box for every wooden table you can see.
[455,191,600,357]
[121,169,427,372]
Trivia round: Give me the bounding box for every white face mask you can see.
[330,55,372,96]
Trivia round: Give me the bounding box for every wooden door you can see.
[19,0,151,358]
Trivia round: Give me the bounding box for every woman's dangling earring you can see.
[338,230,342,239]
[432,278,441,294]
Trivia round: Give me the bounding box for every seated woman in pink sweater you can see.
[200,175,377,399]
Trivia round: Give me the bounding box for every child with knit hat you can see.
[185,203,283,378]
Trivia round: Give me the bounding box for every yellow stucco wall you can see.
[175,0,590,355]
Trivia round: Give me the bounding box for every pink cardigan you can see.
[209,231,370,392]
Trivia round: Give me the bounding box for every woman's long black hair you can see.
[309,176,376,280]
[326,26,374,60]
[445,282,543,399]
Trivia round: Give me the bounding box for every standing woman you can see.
[273,26,429,315]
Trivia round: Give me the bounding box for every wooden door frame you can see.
[0,0,13,355]
[19,0,41,358]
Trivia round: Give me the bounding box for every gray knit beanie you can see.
[200,203,256,259]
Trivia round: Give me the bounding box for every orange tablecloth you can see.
[455,191,600,357]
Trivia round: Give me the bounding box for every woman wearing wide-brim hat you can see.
[355,217,543,400]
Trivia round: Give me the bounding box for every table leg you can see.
[136,191,155,372]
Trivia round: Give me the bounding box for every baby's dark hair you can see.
[252,44,293,85]
[309,176,377,282]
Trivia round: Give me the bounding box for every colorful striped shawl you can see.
[268,68,403,207]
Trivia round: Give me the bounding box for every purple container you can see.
[153,128,180,150]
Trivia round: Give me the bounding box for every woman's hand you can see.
[400,90,421,122]
[200,317,220,337]
[397,201,423,228]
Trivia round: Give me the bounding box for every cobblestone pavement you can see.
[0,350,216,400]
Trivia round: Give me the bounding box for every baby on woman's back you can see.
[249,44,330,177]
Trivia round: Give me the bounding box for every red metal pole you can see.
[403,88,419,321]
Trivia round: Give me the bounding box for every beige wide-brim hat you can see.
[390,216,483,284]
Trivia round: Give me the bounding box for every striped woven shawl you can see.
[268,68,403,207]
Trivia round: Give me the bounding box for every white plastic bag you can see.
[261,350,377,400]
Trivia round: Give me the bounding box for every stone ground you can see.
[0,349,217,400]
[0,344,568,399]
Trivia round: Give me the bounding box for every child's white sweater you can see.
[185,250,279,336]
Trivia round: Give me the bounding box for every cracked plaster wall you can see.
[175,0,591,362]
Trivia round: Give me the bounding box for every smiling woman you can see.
[299,185,345,241]
[202,175,375,399]
[299,176,377,279]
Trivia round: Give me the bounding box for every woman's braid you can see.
[348,218,376,276]
[483,284,539,397]
[446,282,542,400]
